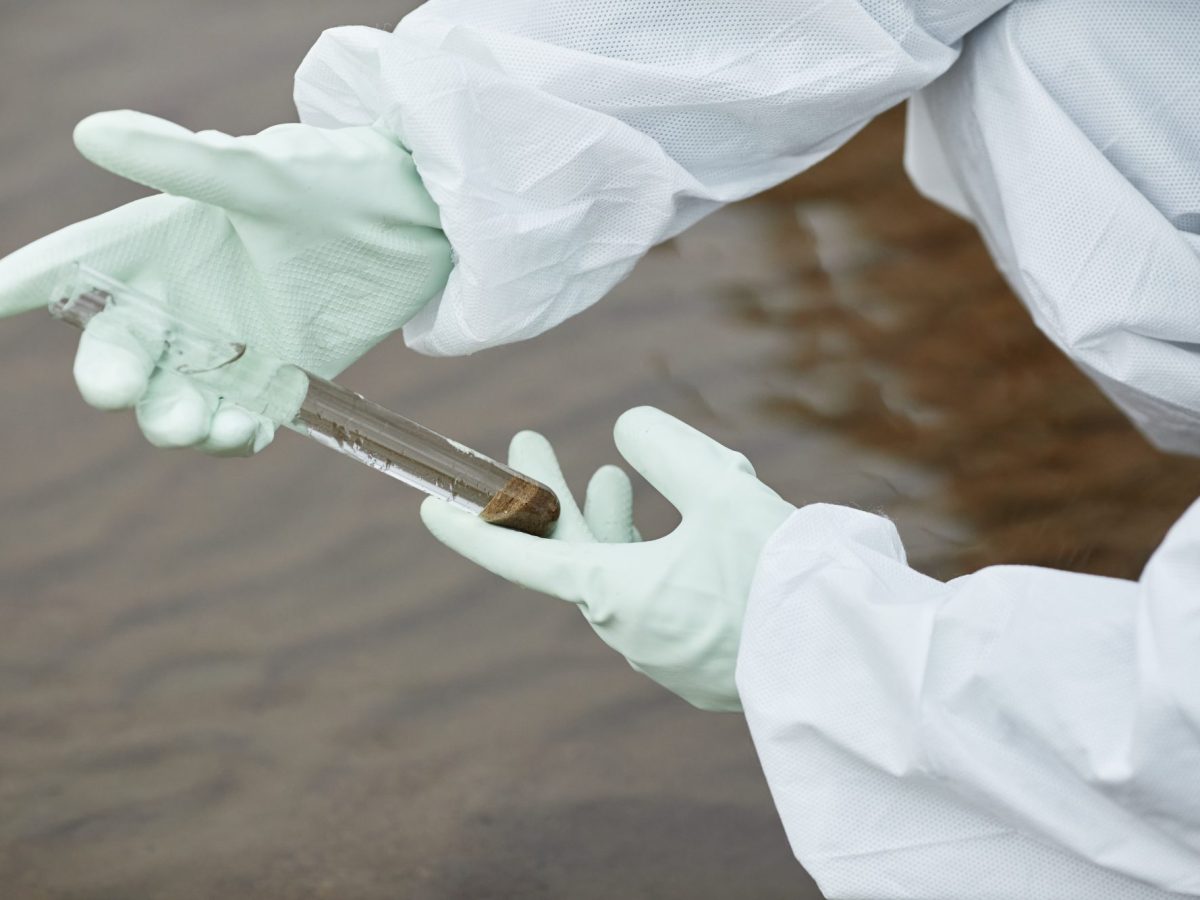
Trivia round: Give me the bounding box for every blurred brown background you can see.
[2,3,1199,898]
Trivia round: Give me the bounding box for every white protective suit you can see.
[294,2,1200,897]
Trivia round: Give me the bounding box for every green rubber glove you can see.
[421,407,796,712]
[0,111,452,455]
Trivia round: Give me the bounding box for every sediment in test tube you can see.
[296,375,560,536]
[480,476,561,537]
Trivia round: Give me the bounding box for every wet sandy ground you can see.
[3,3,1200,898]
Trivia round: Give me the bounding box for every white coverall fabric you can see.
[294,1,1200,896]
[294,0,1007,356]
[293,0,1200,453]
[739,501,1200,898]
[904,4,1200,455]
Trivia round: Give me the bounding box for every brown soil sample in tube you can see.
[481,476,561,537]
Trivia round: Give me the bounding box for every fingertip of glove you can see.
[209,406,257,442]
[203,406,271,457]
[419,495,476,536]
[73,110,135,153]
[612,407,677,462]
[73,342,149,410]
[592,463,630,482]
[418,496,444,520]
[73,110,184,166]
[613,405,665,439]
[588,464,632,498]
[137,388,212,449]
[508,429,550,456]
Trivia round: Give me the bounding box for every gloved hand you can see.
[0,111,452,455]
[421,407,796,711]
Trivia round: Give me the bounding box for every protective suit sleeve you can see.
[737,500,1200,899]
[904,3,1200,454]
[292,0,1009,356]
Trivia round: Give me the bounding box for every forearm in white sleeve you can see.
[904,2,1200,454]
[292,0,1009,356]
[737,500,1200,899]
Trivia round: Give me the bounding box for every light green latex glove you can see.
[0,111,452,455]
[421,407,796,712]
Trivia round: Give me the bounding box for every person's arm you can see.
[904,3,1200,454]
[738,499,1200,898]
[417,405,1200,895]
[294,0,1010,356]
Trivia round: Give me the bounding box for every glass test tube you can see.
[49,266,560,537]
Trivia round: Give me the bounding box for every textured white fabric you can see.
[739,501,1200,898]
[905,3,1200,454]
[292,0,1200,452]
[294,0,1006,356]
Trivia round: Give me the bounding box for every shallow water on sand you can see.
[3,4,1199,898]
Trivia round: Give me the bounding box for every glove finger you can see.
[135,368,217,449]
[0,193,184,319]
[72,306,159,410]
[421,497,604,604]
[74,111,266,213]
[584,465,638,543]
[506,430,590,542]
[613,406,755,516]
[197,401,276,457]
